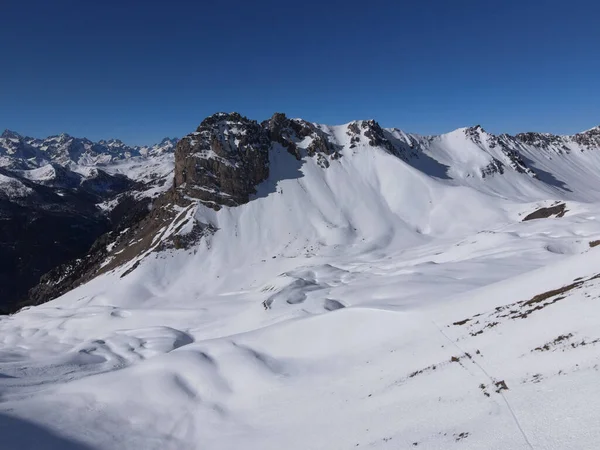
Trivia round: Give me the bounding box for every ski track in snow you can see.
[2,127,600,449]
[432,321,534,450]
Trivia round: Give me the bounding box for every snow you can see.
[192,148,238,167]
[0,131,176,201]
[100,152,175,198]
[0,173,34,198]
[3,123,600,449]
[16,164,58,182]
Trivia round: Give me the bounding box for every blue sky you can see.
[1,0,599,145]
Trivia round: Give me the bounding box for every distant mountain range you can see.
[0,130,177,170]
[0,131,178,312]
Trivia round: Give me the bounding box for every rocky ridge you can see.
[10,113,600,311]
[174,112,271,207]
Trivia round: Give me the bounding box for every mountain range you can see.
[0,131,177,312]
[0,129,177,168]
[2,113,600,449]
[3,115,600,311]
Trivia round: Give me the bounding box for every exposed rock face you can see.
[346,120,398,155]
[515,132,571,153]
[480,158,505,178]
[573,126,600,149]
[463,126,536,178]
[483,136,533,176]
[361,120,390,148]
[495,138,533,175]
[514,127,600,154]
[173,112,345,208]
[523,203,567,221]
[264,112,313,159]
[464,125,485,145]
[174,113,271,208]
[263,113,340,168]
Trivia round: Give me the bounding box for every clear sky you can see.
[2,0,599,145]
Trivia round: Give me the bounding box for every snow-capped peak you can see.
[581,124,600,133]
[1,129,22,140]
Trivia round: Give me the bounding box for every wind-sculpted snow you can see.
[2,116,600,449]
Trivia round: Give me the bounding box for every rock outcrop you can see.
[174,112,271,208]
[263,113,340,168]
[346,120,398,156]
[572,126,600,149]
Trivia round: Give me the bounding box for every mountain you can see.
[2,114,600,449]
[0,130,177,168]
[0,132,177,312]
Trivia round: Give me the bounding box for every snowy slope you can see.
[0,173,34,198]
[2,116,600,449]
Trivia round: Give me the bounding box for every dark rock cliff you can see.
[174,112,271,208]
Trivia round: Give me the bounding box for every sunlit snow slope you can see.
[2,116,600,449]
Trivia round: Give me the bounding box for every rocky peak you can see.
[0,133,40,162]
[361,119,389,146]
[516,131,552,144]
[174,112,271,208]
[588,125,600,133]
[464,125,488,144]
[263,112,312,141]
[159,137,178,146]
[197,112,245,129]
[98,138,126,147]
[263,112,289,135]
[265,113,314,136]
[263,113,304,159]
[573,125,600,149]
[1,129,22,140]
[346,119,398,155]
[47,133,73,143]
[263,112,336,162]
[192,112,268,157]
[515,132,571,153]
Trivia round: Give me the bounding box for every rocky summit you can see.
[174,112,271,207]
